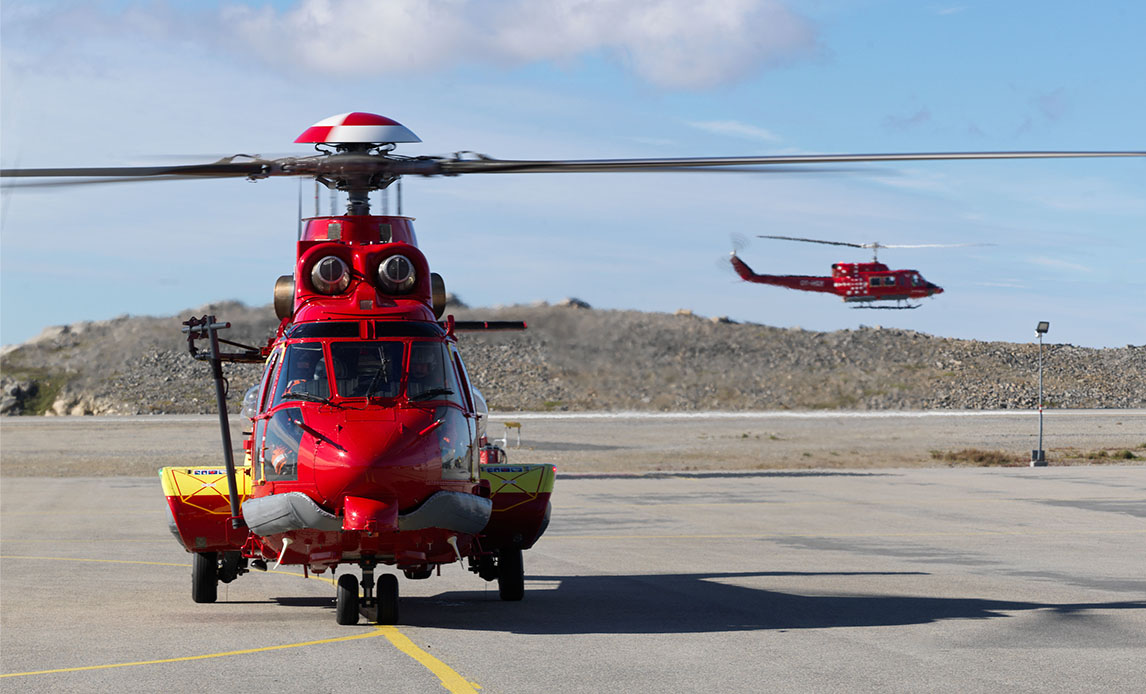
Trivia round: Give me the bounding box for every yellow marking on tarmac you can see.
[0,555,187,567]
[379,626,481,694]
[0,538,169,544]
[1,628,388,678]
[547,528,1146,541]
[0,510,158,517]
[555,496,1146,511]
[0,557,480,692]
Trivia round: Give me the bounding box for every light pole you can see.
[1031,321,1050,466]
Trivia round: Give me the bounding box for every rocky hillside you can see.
[2,301,1143,415]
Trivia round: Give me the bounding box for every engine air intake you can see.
[377,254,416,293]
[311,255,351,295]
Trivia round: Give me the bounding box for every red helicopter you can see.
[2,112,1141,625]
[729,234,982,309]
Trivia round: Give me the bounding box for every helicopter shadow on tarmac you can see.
[394,570,1146,636]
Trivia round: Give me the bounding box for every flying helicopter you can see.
[1,112,1142,625]
[729,234,981,309]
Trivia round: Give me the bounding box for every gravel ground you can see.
[1,411,1142,477]
[2,301,1143,417]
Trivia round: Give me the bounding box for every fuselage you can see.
[242,215,486,570]
[730,253,944,303]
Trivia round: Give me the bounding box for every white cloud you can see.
[216,0,818,88]
[4,1,819,89]
[1027,256,1093,273]
[688,120,781,142]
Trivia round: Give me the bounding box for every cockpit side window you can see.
[450,345,475,412]
[257,351,281,414]
[408,341,465,406]
[330,341,405,398]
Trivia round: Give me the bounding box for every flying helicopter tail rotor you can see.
[730,232,750,254]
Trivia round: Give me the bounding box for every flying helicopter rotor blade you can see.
[730,232,750,253]
[873,242,996,249]
[758,235,865,249]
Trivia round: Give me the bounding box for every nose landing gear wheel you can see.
[192,551,218,603]
[497,548,524,601]
[336,573,360,625]
[376,574,399,624]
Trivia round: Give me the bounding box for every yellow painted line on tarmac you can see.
[0,538,170,544]
[0,555,187,567]
[0,628,389,678]
[0,510,158,516]
[547,528,1146,541]
[379,626,481,693]
[555,496,1146,511]
[0,556,480,692]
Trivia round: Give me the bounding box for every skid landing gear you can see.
[335,560,400,625]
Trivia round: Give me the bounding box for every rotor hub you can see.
[295,112,421,146]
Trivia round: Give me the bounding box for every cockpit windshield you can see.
[272,342,329,407]
[330,341,405,398]
[267,338,465,404]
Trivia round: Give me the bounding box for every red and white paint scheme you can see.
[5,110,1137,625]
[295,112,421,144]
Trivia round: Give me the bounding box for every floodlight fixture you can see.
[1031,320,1050,466]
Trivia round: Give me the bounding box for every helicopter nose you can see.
[311,413,437,506]
[929,283,944,295]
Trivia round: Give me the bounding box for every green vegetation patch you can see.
[1,367,70,415]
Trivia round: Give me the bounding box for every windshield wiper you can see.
[410,388,454,402]
[364,356,393,397]
[282,391,341,407]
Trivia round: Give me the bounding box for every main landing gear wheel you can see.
[497,548,524,601]
[336,574,360,625]
[192,551,218,603]
[376,574,399,625]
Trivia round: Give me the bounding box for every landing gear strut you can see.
[334,559,400,625]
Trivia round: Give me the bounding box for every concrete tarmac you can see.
[2,463,1144,692]
[2,409,1143,475]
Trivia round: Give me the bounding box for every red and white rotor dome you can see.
[295,112,421,145]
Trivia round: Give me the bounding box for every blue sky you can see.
[2,0,1143,348]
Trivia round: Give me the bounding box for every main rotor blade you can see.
[1,174,261,189]
[3,149,1141,189]
[0,161,270,179]
[435,150,1145,175]
[876,242,995,249]
[759,235,864,249]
